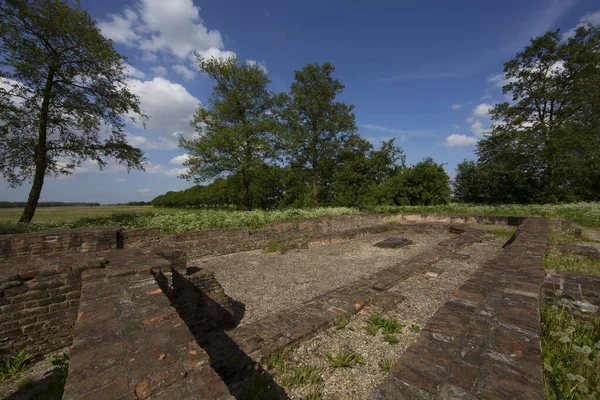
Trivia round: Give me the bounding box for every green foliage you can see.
[0,350,33,383]
[0,0,146,222]
[180,56,278,210]
[279,62,357,207]
[545,248,600,277]
[365,314,403,337]
[541,302,600,399]
[456,26,600,204]
[280,365,322,388]
[262,346,293,373]
[264,239,286,254]
[332,316,349,330]
[409,323,421,333]
[487,228,515,238]
[383,333,399,345]
[379,358,393,372]
[326,349,363,368]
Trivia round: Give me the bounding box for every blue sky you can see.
[2,0,600,203]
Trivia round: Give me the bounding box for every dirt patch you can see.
[193,230,454,325]
[267,233,507,400]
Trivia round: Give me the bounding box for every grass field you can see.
[1,202,599,235]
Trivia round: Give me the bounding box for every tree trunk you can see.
[311,169,318,208]
[19,67,54,223]
[240,169,251,210]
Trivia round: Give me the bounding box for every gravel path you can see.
[193,231,454,325]
[274,232,508,400]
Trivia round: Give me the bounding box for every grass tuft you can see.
[262,346,292,373]
[0,350,34,383]
[365,314,404,336]
[383,333,400,345]
[326,349,364,368]
[280,365,322,388]
[409,323,421,333]
[379,358,393,372]
[332,316,349,330]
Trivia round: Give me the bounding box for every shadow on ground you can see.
[155,267,288,400]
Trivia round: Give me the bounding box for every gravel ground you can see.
[193,230,454,325]
[269,231,508,400]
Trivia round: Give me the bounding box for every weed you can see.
[240,373,280,400]
[281,365,322,388]
[0,350,34,383]
[264,239,286,253]
[385,220,403,225]
[383,333,400,345]
[409,323,421,333]
[541,302,600,399]
[262,346,292,373]
[544,248,600,277]
[326,349,363,368]
[332,316,349,330]
[365,314,403,336]
[487,228,514,238]
[379,358,393,372]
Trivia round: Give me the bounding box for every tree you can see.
[279,62,357,207]
[476,25,600,203]
[403,158,451,206]
[0,0,146,222]
[180,55,278,210]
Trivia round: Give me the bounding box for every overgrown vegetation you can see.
[545,248,600,277]
[541,302,600,399]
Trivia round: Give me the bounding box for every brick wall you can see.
[0,253,106,359]
[0,227,120,259]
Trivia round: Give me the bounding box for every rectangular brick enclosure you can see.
[0,213,546,399]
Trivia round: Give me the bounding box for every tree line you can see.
[454,26,600,204]
[174,57,451,210]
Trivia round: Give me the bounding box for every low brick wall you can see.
[63,264,233,400]
[0,226,120,259]
[0,253,107,359]
[373,218,549,399]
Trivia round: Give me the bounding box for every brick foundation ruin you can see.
[2,213,597,399]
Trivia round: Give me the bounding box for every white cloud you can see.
[444,134,478,147]
[472,103,492,118]
[127,134,178,150]
[452,124,460,129]
[127,77,199,137]
[145,161,187,177]
[564,10,600,39]
[451,104,462,110]
[151,66,168,76]
[98,8,140,46]
[470,121,487,137]
[170,154,190,165]
[172,64,196,80]
[247,59,268,73]
[123,63,145,79]
[115,178,127,182]
[137,188,152,193]
[98,0,235,61]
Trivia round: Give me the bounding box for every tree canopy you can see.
[456,25,600,204]
[179,55,279,210]
[278,62,357,207]
[0,0,146,222]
